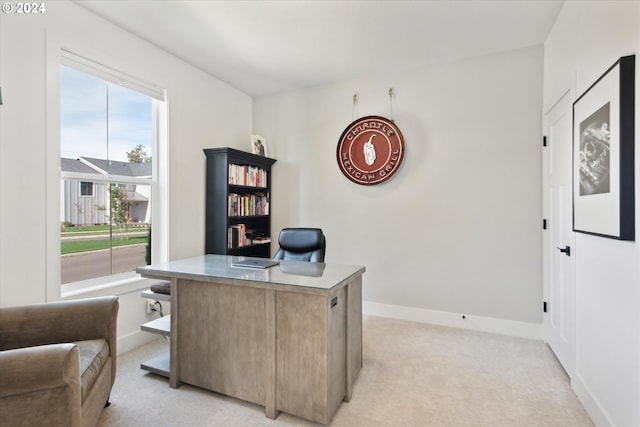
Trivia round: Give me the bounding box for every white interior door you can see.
[543,91,576,376]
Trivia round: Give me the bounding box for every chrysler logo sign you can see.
[337,116,405,185]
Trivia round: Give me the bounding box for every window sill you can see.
[61,272,166,299]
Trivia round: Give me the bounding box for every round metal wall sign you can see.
[336,115,405,185]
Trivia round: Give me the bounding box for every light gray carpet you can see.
[98,315,593,426]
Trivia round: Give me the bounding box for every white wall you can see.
[0,1,252,346]
[255,45,544,334]
[544,2,640,426]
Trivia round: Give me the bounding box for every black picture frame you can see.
[572,55,635,240]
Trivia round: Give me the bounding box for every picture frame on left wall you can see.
[572,54,635,240]
[251,134,268,157]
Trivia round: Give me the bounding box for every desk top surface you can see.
[137,254,365,290]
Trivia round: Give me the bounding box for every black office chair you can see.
[273,228,326,262]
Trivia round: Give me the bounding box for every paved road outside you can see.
[61,244,146,284]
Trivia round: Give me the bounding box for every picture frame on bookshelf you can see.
[251,134,268,157]
[572,54,635,240]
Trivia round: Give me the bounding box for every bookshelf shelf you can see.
[204,147,277,258]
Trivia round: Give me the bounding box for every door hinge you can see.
[543,301,548,313]
[543,136,547,147]
[543,219,547,230]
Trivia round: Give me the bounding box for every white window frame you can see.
[46,33,169,300]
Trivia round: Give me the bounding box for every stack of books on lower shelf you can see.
[251,236,271,245]
[228,226,271,248]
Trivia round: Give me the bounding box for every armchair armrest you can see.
[0,344,82,426]
[0,343,80,397]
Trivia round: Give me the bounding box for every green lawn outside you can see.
[62,224,112,233]
[61,224,150,237]
[61,237,148,255]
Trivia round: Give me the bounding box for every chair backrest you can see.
[273,228,326,262]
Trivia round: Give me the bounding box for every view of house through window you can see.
[60,64,154,285]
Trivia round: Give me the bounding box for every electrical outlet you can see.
[146,300,156,314]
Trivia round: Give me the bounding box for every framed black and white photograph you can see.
[250,134,268,157]
[573,55,635,240]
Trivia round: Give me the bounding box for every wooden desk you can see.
[137,255,365,424]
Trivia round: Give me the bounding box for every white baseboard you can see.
[117,329,163,355]
[572,373,615,427]
[118,302,542,354]
[363,301,543,340]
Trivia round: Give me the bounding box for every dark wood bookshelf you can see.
[204,147,276,258]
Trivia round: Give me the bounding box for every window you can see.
[59,54,166,287]
[80,181,94,197]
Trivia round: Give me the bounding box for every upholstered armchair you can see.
[0,296,119,427]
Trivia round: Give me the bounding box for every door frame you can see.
[542,88,576,377]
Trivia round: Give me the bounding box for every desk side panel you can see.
[348,275,363,387]
[328,287,347,421]
[276,292,329,423]
[178,279,267,405]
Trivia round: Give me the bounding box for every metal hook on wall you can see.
[388,87,394,122]
[352,93,358,120]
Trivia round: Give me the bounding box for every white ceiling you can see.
[76,0,564,97]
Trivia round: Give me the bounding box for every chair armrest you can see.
[0,344,82,426]
[0,343,80,398]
